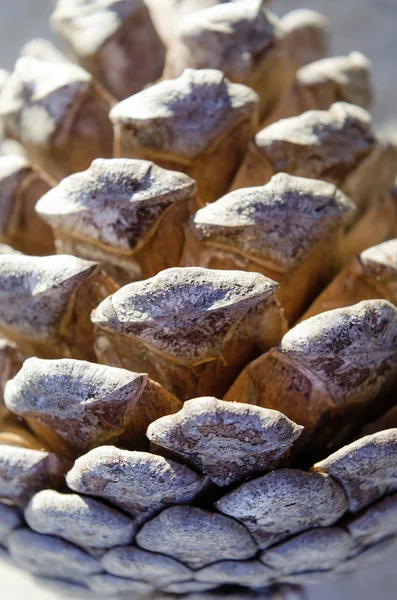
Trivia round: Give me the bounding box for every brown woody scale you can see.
[0,1,396,599]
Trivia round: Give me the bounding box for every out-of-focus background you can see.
[1,0,397,132]
[0,0,396,599]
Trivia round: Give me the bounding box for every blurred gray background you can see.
[1,0,397,131]
[0,0,396,599]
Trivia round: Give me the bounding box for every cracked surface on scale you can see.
[216,469,348,549]
[4,358,148,451]
[278,301,397,405]
[36,158,195,251]
[110,69,259,160]
[0,445,58,507]
[313,429,397,512]
[92,267,278,363]
[147,396,303,486]
[136,505,258,568]
[0,255,98,339]
[189,173,355,270]
[255,102,376,183]
[66,445,206,518]
[25,489,136,549]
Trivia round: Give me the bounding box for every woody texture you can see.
[164,0,294,120]
[0,2,396,600]
[0,155,55,255]
[91,266,287,400]
[51,0,166,100]
[110,68,259,206]
[35,158,197,285]
[0,254,118,360]
[231,102,397,225]
[181,172,356,322]
[0,56,114,180]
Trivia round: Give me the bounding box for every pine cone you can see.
[0,2,396,599]
[164,0,294,120]
[51,0,166,101]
